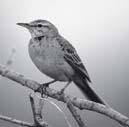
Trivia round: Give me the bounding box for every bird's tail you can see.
[73,78,106,105]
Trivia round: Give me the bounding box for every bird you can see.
[17,19,105,105]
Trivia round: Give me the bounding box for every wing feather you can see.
[56,35,91,82]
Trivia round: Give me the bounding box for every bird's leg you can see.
[34,79,56,97]
[42,79,57,87]
[58,81,72,95]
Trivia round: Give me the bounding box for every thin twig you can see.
[0,48,16,80]
[29,94,37,125]
[0,114,34,127]
[0,64,129,127]
[37,96,72,127]
[66,98,87,127]
[29,94,48,127]
[37,97,44,119]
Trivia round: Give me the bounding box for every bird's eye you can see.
[37,24,43,27]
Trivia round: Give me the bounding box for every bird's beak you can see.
[17,23,30,29]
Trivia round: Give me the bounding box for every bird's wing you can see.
[56,35,91,82]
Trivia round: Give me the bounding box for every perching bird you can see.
[17,19,105,105]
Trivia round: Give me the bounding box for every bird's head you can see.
[17,19,58,38]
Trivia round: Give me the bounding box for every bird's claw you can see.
[34,86,41,93]
[34,83,50,98]
[56,88,65,95]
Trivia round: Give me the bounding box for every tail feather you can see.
[74,78,105,105]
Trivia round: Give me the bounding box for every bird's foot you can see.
[34,82,50,98]
[34,80,56,98]
[56,88,66,95]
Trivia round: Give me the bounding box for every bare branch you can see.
[29,94,37,125]
[0,64,129,127]
[0,114,34,127]
[66,98,87,127]
[37,97,44,119]
[29,94,48,127]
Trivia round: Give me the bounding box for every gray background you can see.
[0,0,129,127]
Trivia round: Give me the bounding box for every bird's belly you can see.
[29,45,74,81]
[35,58,69,81]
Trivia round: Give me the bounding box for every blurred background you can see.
[0,0,129,127]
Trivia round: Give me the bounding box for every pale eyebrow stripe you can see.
[41,23,50,26]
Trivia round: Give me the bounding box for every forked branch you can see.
[29,94,48,127]
[0,64,129,127]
